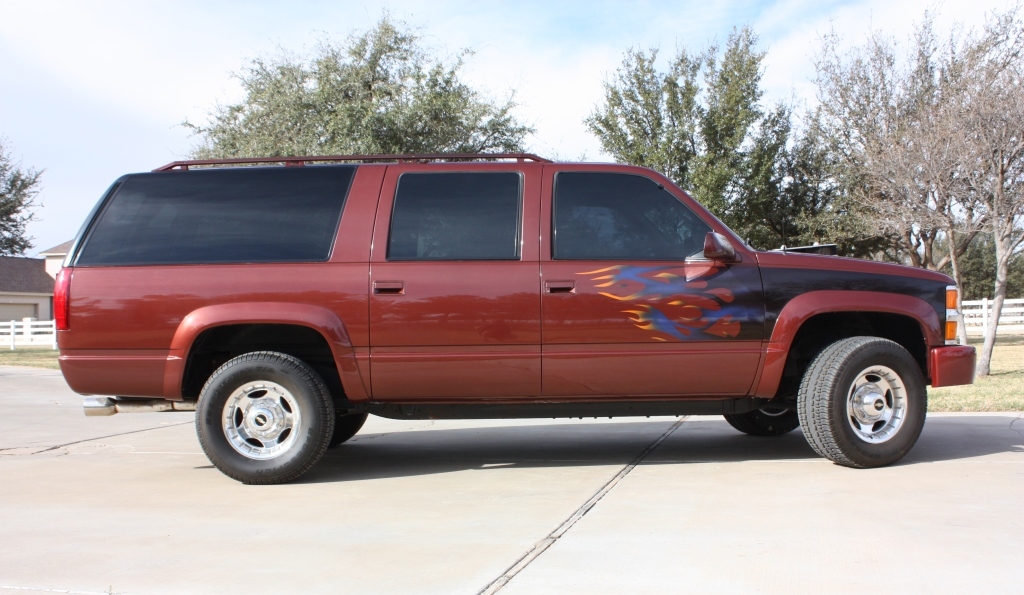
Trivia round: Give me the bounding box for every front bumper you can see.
[929,345,976,388]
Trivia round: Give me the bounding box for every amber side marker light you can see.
[945,321,958,342]
[945,286,959,344]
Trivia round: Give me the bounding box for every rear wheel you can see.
[196,351,334,484]
[798,337,926,468]
[724,407,800,436]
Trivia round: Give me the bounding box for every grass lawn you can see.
[929,335,1024,412]
[1,337,1020,411]
[0,347,60,370]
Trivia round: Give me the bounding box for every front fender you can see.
[752,290,941,398]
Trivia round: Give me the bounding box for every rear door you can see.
[368,163,542,399]
[540,166,764,397]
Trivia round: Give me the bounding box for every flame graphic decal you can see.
[579,264,741,340]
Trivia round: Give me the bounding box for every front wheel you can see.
[798,337,926,468]
[196,351,335,484]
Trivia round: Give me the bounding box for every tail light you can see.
[54,268,71,331]
[944,286,959,344]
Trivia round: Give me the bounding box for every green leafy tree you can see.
[186,18,533,157]
[694,28,765,219]
[952,235,1024,300]
[586,27,865,253]
[586,30,760,219]
[0,138,42,256]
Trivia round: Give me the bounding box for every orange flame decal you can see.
[578,264,743,341]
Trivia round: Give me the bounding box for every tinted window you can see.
[76,166,355,266]
[388,172,521,260]
[553,172,711,260]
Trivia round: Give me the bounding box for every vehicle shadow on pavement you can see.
[297,415,1022,483]
[901,414,1024,465]
[304,420,687,483]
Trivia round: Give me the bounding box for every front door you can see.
[369,164,542,400]
[540,168,764,397]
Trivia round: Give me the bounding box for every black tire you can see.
[798,337,926,468]
[196,351,335,484]
[724,407,800,436]
[329,412,368,448]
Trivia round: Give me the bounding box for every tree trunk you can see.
[976,228,1013,376]
[945,226,970,344]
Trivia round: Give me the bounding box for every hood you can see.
[753,251,954,286]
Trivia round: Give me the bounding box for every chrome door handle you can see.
[373,281,405,295]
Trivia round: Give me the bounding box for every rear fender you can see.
[164,302,366,400]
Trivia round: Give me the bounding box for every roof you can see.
[0,256,55,294]
[38,240,73,256]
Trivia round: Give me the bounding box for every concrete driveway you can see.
[1,365,1022,594]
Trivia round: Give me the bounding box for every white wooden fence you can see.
[962,298,1024,335]
[0,319,57,349]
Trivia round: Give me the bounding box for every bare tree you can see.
[814,17,983,288]
[816,7,1024,373]
[957,9,1024,375]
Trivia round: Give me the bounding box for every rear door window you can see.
[75,166,355,266]
[553,172,711,260]
[387,172,522,260]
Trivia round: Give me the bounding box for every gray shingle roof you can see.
[0,256,55,294]
[38,240,73,256]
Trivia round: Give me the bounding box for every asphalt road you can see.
[1,365,1022,594]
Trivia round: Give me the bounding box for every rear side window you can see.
[75,166,355,266]
[553,172,711,260]
[387,172,521,260]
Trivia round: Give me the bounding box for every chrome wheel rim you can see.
[222,381,301,460]
[846,365,906,444]
[760,407,789,417]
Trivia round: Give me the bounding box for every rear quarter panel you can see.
[58,165,385,399]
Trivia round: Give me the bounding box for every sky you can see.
[0,0,1014,255]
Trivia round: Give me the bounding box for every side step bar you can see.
[84,397,196,417]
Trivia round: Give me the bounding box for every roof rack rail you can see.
[153,153,552,171]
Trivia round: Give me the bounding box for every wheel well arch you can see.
[773,312,928,399]
[181,323,345,402]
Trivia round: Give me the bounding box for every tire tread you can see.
[798,337,892,468]
[196,351,335,485]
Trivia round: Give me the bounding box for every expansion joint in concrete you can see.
[478,417,688,594]
[29,422,193,455]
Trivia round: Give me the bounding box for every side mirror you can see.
[703,232,740,263]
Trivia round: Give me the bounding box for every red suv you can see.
[55,154,976,483]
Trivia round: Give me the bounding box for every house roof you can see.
[38,240,73,256]
[0,256,55,294]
